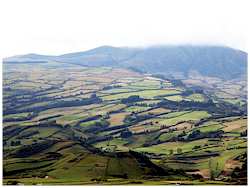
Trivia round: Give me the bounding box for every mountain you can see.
[3,45,247,80]
[3,53,54,63]
[121,46,247,80]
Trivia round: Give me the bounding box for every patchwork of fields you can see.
[3,62,247,185]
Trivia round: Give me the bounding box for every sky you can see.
[0,0,248,57]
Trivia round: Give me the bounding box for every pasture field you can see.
[101,89,181,101]
[156,111,210,126]
[4,112,30,119]
[194,122,223,133]
[138,107,171,116]
[108,112,130,126]
[124,106,151,113]
[223,118,247,132]
[186,94,205,102]
[164,95,183,101]
[2,63,247,185]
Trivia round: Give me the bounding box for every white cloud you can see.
[0,0,248,57]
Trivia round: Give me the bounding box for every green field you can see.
[102,89,181,101]
[3,64,247,185]
[186,94,205,102]
[158,111,210,125]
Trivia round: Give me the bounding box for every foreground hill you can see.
[3,122,190,185]
[3,45,247,80]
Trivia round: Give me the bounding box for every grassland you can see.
[158,111,210,125]
[186,94,205,102]
[102,89,181,101]
[108,112,130,126]
[2,63,247,185]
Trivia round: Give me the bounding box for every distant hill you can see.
[3,45,247,80]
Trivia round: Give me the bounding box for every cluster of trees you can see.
[187,129,224,141]
[3,90,53,114]
[45,152,62,160]
[5,92,102,115]
[124,113,155,124]
[95,119,109,127]
[168,148,182,155]
[17,130,39,139]
[157,97,245,117]
[76,115,103,125]
[6,180,20,185]
[3,126,30,140]
[38,120,60,127]
[192,145,201,150]
[121,95,144,104]
[103,85,122,90]
[240,130,247,137]
[10,140,21,146]
[120,128,133,138]
[136,102,157,107]
[151,129,224,144]
[82,135,112,145]
[75,115,110,133]
[231,152,247,184]
[13,140,57,158]
[158,98,215,110]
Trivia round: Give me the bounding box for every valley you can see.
[2,60,247,185]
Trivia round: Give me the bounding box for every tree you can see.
[179,130,186,137]
[121,129,132,138]
[209,158,215,180]
[10,140,21,146]
[192,145,201,150]
[7,181,20,185]
[121,95,143,104]
[177,148,182,154]
[90,93,97,98]
[169,149,173,155]
[240,130,247,137]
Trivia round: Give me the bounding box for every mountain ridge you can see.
[3,45,247,80]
